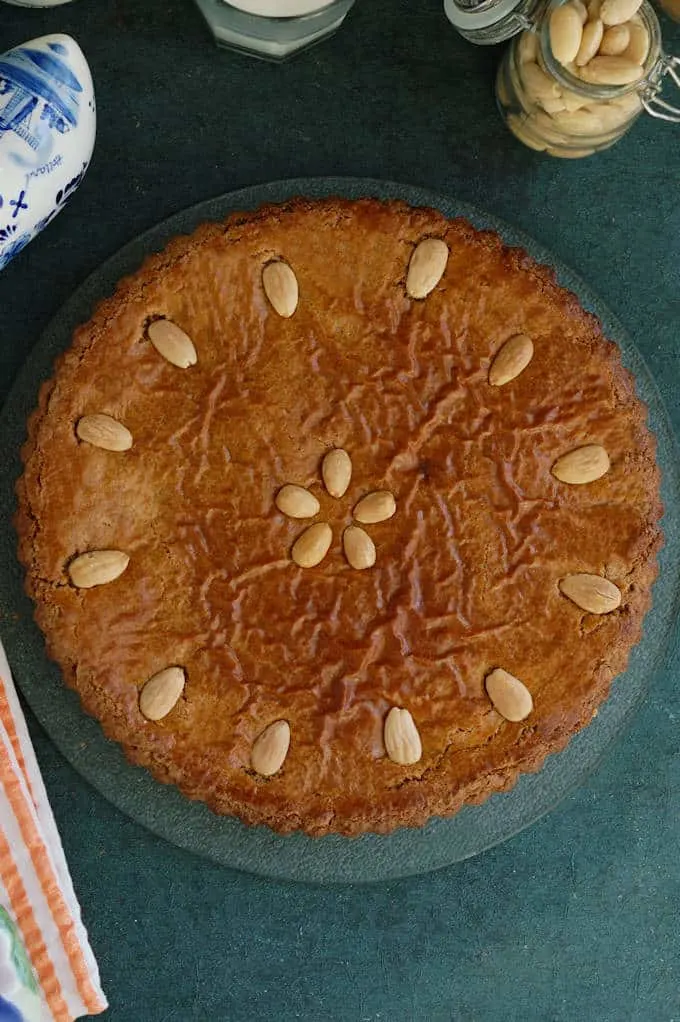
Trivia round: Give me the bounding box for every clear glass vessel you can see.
[1,0,75,6]
[495,0,680,156]
[193,0,356,61]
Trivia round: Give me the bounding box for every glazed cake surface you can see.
[16,198,663,835]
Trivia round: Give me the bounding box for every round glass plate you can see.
[1,177,678,883]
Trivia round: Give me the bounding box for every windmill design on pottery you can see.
[0,34,96,270]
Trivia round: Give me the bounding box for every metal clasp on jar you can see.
[641,53,680,121]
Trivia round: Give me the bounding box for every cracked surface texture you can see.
[15,199,663,835]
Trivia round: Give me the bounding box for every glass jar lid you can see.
[443,0,537,42]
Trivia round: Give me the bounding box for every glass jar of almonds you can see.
[495,0,680,157]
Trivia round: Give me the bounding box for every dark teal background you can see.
[0,1,679,1018]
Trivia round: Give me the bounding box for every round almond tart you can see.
[15,198,663,836]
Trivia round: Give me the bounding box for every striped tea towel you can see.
[0,639,107,1021]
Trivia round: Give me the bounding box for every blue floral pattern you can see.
[0,232,32,270]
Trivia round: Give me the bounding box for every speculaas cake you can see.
[15,198,663,835]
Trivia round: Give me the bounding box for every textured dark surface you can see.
[0,0,679,1019]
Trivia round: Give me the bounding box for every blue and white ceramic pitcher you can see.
[0,33,96,270]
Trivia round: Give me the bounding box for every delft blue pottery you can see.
[0,34,96,271]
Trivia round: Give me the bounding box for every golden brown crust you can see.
[15,197,663,836]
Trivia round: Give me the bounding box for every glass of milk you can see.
[1,1,76,6]
[193,0,356,60]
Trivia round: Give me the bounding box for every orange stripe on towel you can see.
[0,825,70,1022]
[0,681,104,1014]
[0,680,35,804]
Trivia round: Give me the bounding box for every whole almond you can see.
[139,667,186,721]
[485,669,534,722]
[322,448,352,499]
[531,110,568,140]
[76,413,133,452]
[291,522,332,568]
[275,484,320,519]
[598,91,643,128]
[343,525,376,570]
[551,108,605,134]
[621,19,649,63]
[576,18,604,65]
[489,333,534,386]
[518,30,539,64]
[589,94,642,130]
[353,490,397,525]
[549,4,584,65]
[507,114,548,152]
[521,62,563,104]
[384,707,422,765]
[148,319,197,369]
[573,0,589,20]
[262,260,299,318]
[559,573,622,614]
[562,87,590,111]
[68,550,130,589]
[542,94,568,113]
[599,22,630,54]
[600,0,642,24]
[579,55,643,83]
[551,444,610,484]
[406,238,449,299]
[251,720,290,776]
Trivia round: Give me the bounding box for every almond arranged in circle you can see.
[291,522,333,568]
[322,448,352,499]
[76,413,133,452]
[251,720,291,776]
[406,238,449,299]
[559,573,622,614]
[551,444,610,484]
[275,484,320,519]
[489,334,534,387]
[485,668,534,722]
[343,525,376,570]
[68,550,130,589]
[353,490,396,525]
[148,319,197,369]
[139,667,186,722]
[262,260,299,318]
[384,707,422,765]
